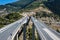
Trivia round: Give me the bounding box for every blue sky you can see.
[0,0,19,5]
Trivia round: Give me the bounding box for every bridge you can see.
[0,16,60,40]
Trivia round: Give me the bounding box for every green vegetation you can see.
[20,0,47,12]
[26,28,32,40]
[26,27,39,40]
[24,1,41,10]
[34,11,60,32]
[0,0,35,12]
[0,0,37,28]
[5,13,22,21]
[0,17,9,28]
[44,0,60,15]
[35,11,60,21]
[56,29,60,33]
[0,13,23,28]
[23,1,46,12]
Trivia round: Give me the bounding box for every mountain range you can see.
[0,0,60,16]
[44,0,60,15]
[0,0,35,12]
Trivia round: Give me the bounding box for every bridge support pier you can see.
[16,34,18,40]
[23,17,30,40]
[23,24,27,40]
[32,23,35,40]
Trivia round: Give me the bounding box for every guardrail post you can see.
[16,34,18,40]
[23,24,27,40]
[32,23,35,40]
[23,17,30,40]
[37,32,41,40]
[14,33,18,40]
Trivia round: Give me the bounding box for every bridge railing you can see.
[31,16,45,40]
[0,16,60,40]
[0,16,29,40]
[31,16,60,40]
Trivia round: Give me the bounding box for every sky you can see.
[0,0,19,5]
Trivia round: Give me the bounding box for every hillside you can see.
[0,0,36,28]
[0,0,60,40]
[44,0,60,15]
[0,12,23,28]
[0,0,60,32]
[21,0,60,32]
[0,0,35,12]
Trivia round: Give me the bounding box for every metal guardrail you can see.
[0,16,29,40]
[0,16,60,40]
[31,16,46,40]
[11,17,29,40]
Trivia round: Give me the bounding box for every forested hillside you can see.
[0,0,35,12]
[44,0,60,15]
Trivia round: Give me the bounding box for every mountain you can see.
[44,0,60,15]
[0,0,35,12]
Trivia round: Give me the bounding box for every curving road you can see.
[0,16,29,40]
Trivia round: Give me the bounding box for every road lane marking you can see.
[43,28,60,40]
[0,28,7,33]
